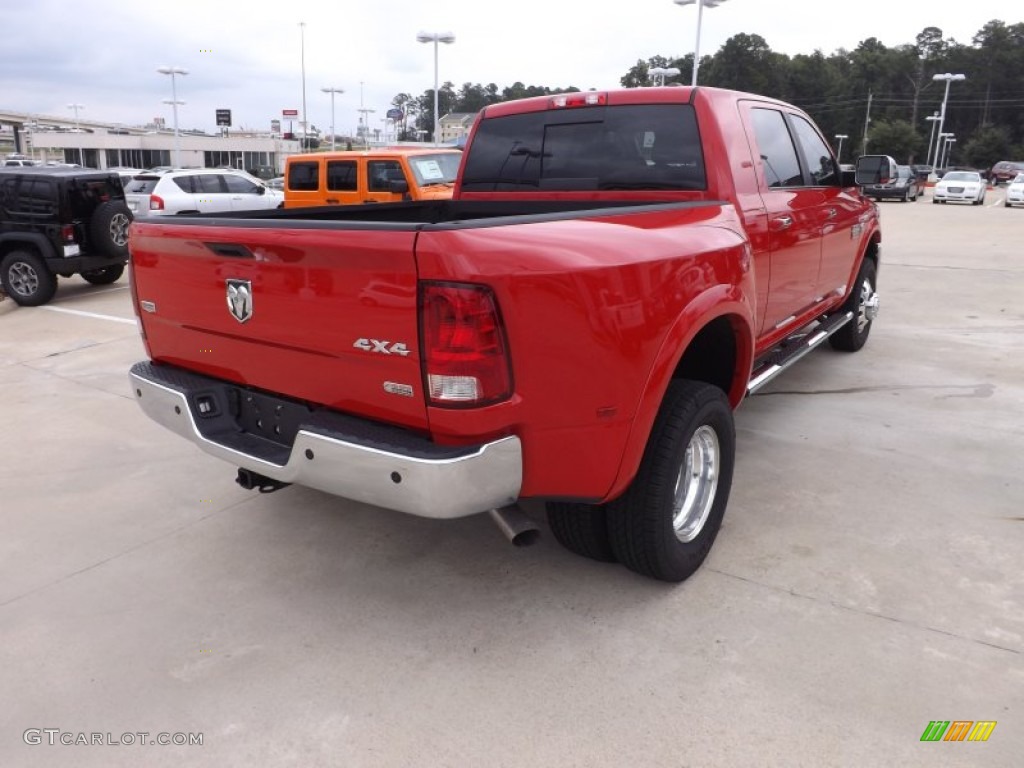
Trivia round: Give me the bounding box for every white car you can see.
[932,171,986,205]
[124,168,283,216]
[1004,172,1024,208]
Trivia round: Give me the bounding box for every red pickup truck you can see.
[128,87,888,582]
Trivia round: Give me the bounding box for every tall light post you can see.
[941,136,956,170]
[649,66,681,86]
[157,66,188,167]
[929,73,965,177]
[673,0,727,87]
[936,133,952,171]
[924,111,941,169]
[321,87,344,150]
[67,103,84,165]
[834,134,848,163]
[299,22,308,147]
[416,31,455,146]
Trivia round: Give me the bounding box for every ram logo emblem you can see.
[226,279,253,323]
[353,338,411,356]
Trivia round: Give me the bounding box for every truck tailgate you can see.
[129,220,427,430]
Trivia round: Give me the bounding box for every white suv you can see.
[124,168,283,216]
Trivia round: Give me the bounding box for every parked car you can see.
[909,164,933,181]
[0,167,131,305]
[932,171,986,205]
[1004,172,1024,208]
[863,164,920,202]
[124,168,284,216]
[3,155,38,167]
[283,148,462,207]
[988,161,1024,185]
[265,176,285,190]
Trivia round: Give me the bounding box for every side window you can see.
[173,176,195,194]
[750,108,803,188]
[196,175,226,194]
[368,161,404,192]
[22,180,57,215]
[327,161,357,191]
[288,162,319,192]
[224,174,259,194]
[0,178,20,211]
[789,114,838,186]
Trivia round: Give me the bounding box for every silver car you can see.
[124,168,283,216]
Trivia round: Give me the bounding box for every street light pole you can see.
[416,31,455,146]
[929,73,965,177]
[941,136,956,170]
[321,87,344,151]
[924,112,941,170]
[67,103,84,165]
[834,134,848,163]
[673,0,727,87]
[299,22,308,147]
[649,66,681,86]
[157,66,188,167]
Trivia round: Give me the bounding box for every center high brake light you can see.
[420,282,512,407]
[549,93,607,109]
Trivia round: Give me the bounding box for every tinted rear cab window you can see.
[461,104,706,192]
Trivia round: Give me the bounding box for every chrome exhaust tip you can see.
[488,505,540,547]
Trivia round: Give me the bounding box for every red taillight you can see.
[549,92,607,109]
[421,282,512,406]
[60,224,76,243]
[150,195,165,211]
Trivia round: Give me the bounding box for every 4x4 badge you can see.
[226,279,253,323]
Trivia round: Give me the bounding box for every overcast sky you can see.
[2,0,1020,134]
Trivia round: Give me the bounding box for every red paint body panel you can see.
[130,221,429,430]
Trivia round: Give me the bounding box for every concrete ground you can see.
[2,189,1022,767]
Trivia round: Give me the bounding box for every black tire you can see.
[606,381,735,583]
[81,264,125,285]
[90,201,132,259]
[829,258,878,352]
[932,198,938,204]
[1006,202,1012,208]
[0,250,57,306]
[547,502,617,563]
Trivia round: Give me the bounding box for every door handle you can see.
[825,207,837,219]
[325,198,339,204]
[772,215,793,230]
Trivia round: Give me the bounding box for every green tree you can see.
[864,119,921,163]
[962,125,1013,170]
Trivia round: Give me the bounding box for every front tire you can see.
[0,250,57,306]
[606,381,735,583]
[81,264,125,285]
[829,258,878,352]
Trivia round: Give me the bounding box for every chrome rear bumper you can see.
[129,362,522,519]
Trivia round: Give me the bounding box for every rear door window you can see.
[327,161,357,191]
[460,104,706,192]
[125,177,160,194]
[749,108,803,188]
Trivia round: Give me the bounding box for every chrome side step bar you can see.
[747,311,853,396]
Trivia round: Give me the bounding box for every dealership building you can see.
[0,108,301,176]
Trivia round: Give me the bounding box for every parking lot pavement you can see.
[2,202,1022,767]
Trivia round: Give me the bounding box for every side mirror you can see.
[256,185,266,195]
[855,155,897,186]
[388,179,409,194]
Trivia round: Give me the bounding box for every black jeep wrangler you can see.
[0,167,132,306]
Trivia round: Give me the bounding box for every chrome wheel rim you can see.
[110,213,130,246]
[672,425,719,543]
[856,276,878,332]
[8,262,39,297]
